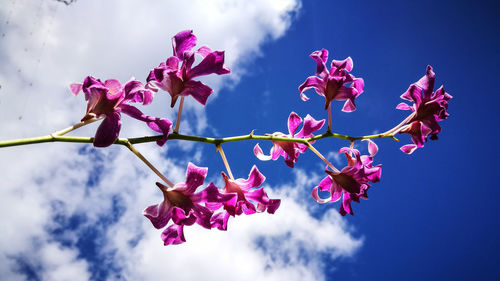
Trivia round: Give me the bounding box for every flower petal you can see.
[396,102,413,110]
[400,144,418,154]
[93,112,121,147]
[210,211,230,230]
[184,162,208,194]
[287,112,302,136]
[296,114,325,138]
[120,104,172,146]
[331,56,353,72]
[298,76,325,101]
[416,65,435,99]
[69,83,82,96]
[188,51,230,78]
[143,201,172,229]
[161,224,186,246]
[310,49,329,77]
[253,144,272,161]
[181,80,213,106]
[172,30,197,59]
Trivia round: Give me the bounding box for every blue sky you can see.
[1,0,499,280]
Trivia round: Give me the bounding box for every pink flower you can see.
[396,66,452,154]
[312,140,381,216]
[143,162,236,245]
[254,112,325,168]
[70,76,171,147]
[146,30,230,107]
[299,49,364,111]
[207,166,280,230]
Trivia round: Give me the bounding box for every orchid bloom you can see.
[207,166,280,230]
[254,112,325,168]
[146,30,230,107]
[396,66,452,154]
[299,49,365,112]
[143,162,236,245]
[313,140,381,216]
[70,76,172,147]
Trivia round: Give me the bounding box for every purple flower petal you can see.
[416,65,435,99]
[296,114,325,138]
[181,80,213,106]
[188,51,230,78]
[396,102,413,111]
[310,49,329,78]
[143,201,173,229]
[287,112,302,136]
[331,57,353,72]
[172,30,197,60]
[69,83,82,95]
[93,112,121,147]
[210,211,230,231]
[298,76,325,101]
[400,144,418,154]
[183,162,208,194]
[120,104,172,146]
[161,224,186,245]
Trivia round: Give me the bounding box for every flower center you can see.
[165,190,193,213]
[331,173,361,194]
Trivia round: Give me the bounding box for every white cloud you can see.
[0,0,363,280]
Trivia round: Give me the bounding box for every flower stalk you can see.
[306,141,340,173]
[216,144,234,180]
[174,96,185,133]
[124,140,174,188]
[51,116,103,136]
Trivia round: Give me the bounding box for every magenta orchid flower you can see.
[143,162,236,245]
[299,49,365,112]
[70,76,172,147]
[254,112,325,168]
[207,166,280,230]
[146,30,230,107]
[312,140,381,216]
[396,66,452,154]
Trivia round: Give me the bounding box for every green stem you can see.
[0,130,399,148]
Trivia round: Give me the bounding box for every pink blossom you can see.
[299,49,364,111]
[143,162,236,245]
[254,112,325,168]
[146,30,230,107]
[70,76,171,147]
[396,66,452,154]
[312,140,381,216]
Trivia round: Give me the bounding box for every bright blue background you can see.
[200,0,500,279]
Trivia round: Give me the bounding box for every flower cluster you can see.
[64,32,451,245]
[143,163,280,245]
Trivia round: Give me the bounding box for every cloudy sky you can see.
[1,0,499,280]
